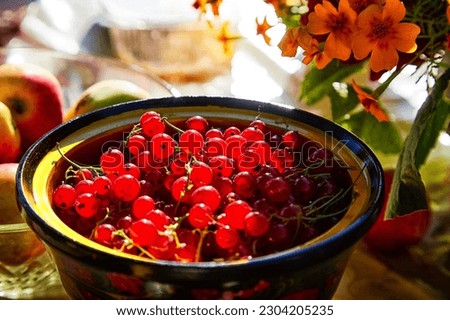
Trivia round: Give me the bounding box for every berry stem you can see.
[163,117,185,134]
[56,142,103,178]
[113,229,157,260]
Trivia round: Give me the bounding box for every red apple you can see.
[0,63,64,151]
[0,101,21,163]
[363,169,432,253]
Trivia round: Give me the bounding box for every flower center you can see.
[372,21,390,39]
[331,15,349,32]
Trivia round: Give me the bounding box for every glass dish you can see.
[0,47,179,111]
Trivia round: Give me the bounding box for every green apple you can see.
[0,101,21,163]
[0,63,64,151]
[64,79,151,121]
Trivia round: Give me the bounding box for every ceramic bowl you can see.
[17,96,384,299]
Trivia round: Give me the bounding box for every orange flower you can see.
[352,80,389,122]
[306,0,357,61]
[352,0,421,72]
[216,22,240,56]
[256,16,274,45]
[291,28,332,69]
[192,0,223,15]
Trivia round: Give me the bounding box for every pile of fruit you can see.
[51,111,355,262]
[0,62,150,226]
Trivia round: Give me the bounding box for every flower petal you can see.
[390,23,421,52]
[307,13,331,34]
[352,31,376,60]
[315,1,338,19]
[338,0,358,23]
[324,33,352,60]
[315,52,333,69]
[352,80,389,122]
[357,4,382,30]
[383,0,406,24]
[370,42,399,72]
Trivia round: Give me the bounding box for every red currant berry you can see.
[212,176,233,197]
[270,148,294,173]
[112,174,141,202]
[92,175,112,196]
[179,129,204,155]
[100,148,124,173]
[144,169,165,191]
[190,161,213,187]
[204,137,227,158]
[151,133,177,160]
[52,183,77,209]
[282,130,306,150]
[225,134,247,160]
[146,209,171,231]
[223,126,240,139]
[215,226,239,249]
[174,243,197,262]
[205,128,223,140]
[74,179,95,195]
[141,115,165,138]
[223,200,252,230]
[117,215,133,230]
[244,211,270,237]
[170,152,189,175]
[237,149,262,174]
[208,155,235,178]
[129,218,158,247]
[292,175,317,205]
[266,223,293,250]
[249,119,267,132]
[139,111,160,124]
[188,203,213,229]
[93,223,117,246]
[119,162,141,180]
[74,193,99,218]
[263,177,291,203]
[171,176,192,203]
[132,195,156,219]
[279,204,303,233]
[247,140,271,165]
[127,134,147,157]
[185,115,209,134]
[190,185,221,212]
[232,171,256,199]
[241,126,264,142]
[75,168,93,182]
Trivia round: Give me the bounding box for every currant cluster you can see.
[51,111,354,262]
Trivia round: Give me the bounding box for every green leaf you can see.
[300,61,364,106]
[386,68,450,218]
[329,82,360,121]
[414,96,450,168]
[340,111,402,154]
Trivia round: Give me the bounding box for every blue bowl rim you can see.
[17,95,384,275]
